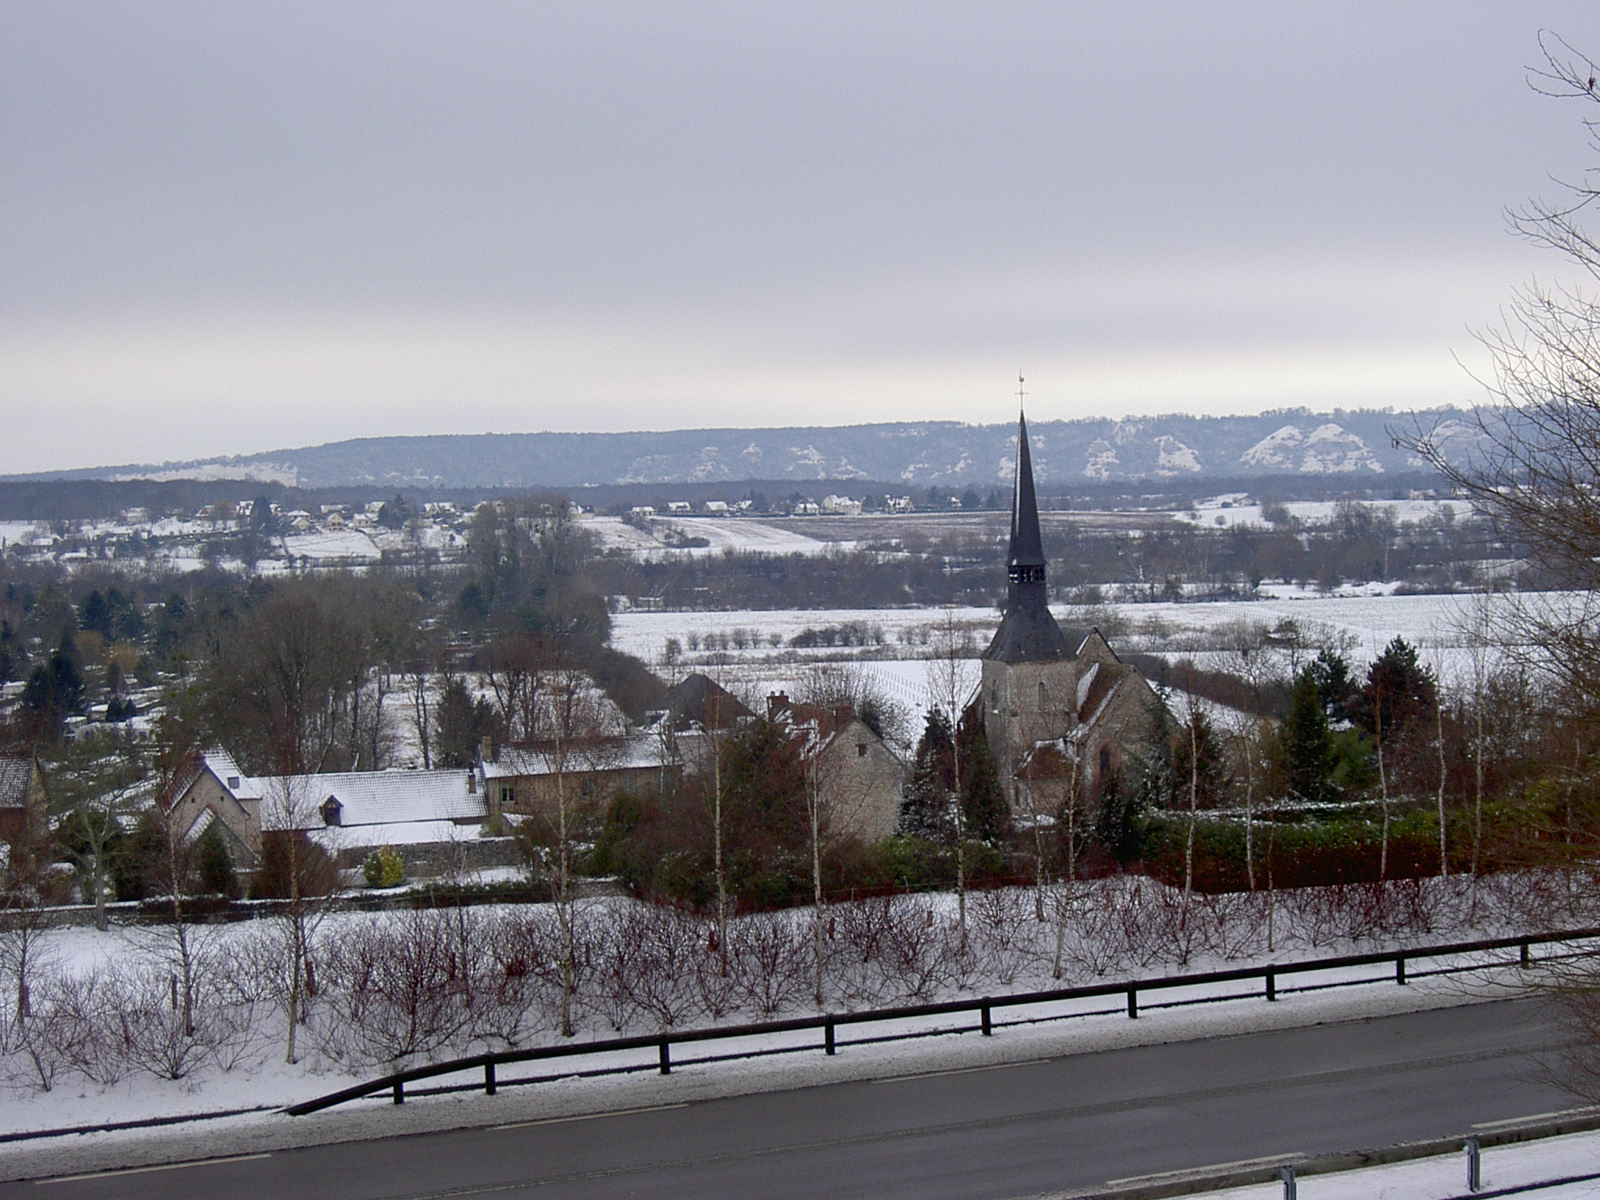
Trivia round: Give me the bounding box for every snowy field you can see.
[611,590,1554,716]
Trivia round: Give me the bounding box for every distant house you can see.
[666,501,693,514]
[703,500,730,516]
[766,692,904,843]
[820,495,862,516]
[0,752,47,864]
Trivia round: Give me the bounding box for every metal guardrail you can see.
[283,925,1600,1116]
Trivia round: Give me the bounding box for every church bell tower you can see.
[981,411,1078,802]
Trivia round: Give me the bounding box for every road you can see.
[6,997,1577,1200]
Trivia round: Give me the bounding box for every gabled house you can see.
[766,692,904,843]
[0,751,47,864]
[483,735,680,829]
[159,748,493,872]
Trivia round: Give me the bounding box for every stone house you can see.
[0,751,47,864]
[159,748,501,874]
[766,692,904,843]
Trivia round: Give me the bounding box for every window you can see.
[857,743,867,757]
[1038,681,1047,709]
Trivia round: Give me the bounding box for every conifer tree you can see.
[956,706,1009,843]
[898,707,955,839]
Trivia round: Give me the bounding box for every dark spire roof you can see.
[1008,411,1046,578]
[984,411,1071,663]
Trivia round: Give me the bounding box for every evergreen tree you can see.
[433,678,499,767]
[1173,706,1231,810]
[1308,647,1357,721]
[899,707,956,838]
[195,822,239,899]
[1278,668,1338,804]
[1094,762,1144,863]
[956,707,1009,843]
[1352,636,1437,739]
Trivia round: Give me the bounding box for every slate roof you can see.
[984,412,1073,664]
[482,735,666,779]
[0,753,36,810]
[256,768,485,830]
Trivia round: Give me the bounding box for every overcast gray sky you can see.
[4,2,1597,475]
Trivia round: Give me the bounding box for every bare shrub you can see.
[728,911,807,1016]
[470,910,551,1049]
[315,910,474,1066]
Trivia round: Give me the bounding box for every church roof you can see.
[984,411,1072,663]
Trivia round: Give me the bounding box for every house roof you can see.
[655,672,752,731]
[181,749,486,830]
[256,768,485,830]
[0,753,36,810]
[483,735,666,779]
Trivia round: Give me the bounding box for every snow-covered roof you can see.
[193,751,485,830]
[483,736,666,779]
[258,769,484,830]
[0,753,36,810]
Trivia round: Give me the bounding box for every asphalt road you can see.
[7,997,1577,1200]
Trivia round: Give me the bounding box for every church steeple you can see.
[984,409,1071,663]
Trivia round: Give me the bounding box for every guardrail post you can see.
[1127,986,1138,1019]
[981,1001,993,1036]
[658,1039,671,1075]
[1276,1164,1296,1199]
[1465,1135,1482,1191]
[1396,954,1408,986]
[485,1062,496,1096]
[392,1080,404,1105]
[825,1018,836,1056]
[1521,940,1532,968]
[1265,967,1277,1001]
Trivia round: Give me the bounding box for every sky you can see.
[4,2,1600,476]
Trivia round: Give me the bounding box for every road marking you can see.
[1107,1152,1307,1185]
[873,1058,1050,1084]
[39,1153,271,1184]
[492,1102,688,1130]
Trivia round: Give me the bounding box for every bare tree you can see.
[1401,33,1600,723]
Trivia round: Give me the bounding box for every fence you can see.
[283,925,1600,1116]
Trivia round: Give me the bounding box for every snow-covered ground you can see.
[611,590,1546,710]
[1176,497,1465,530]
[583,514,834,557]
[1199,1129,1600,1199]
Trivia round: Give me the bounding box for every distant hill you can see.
[10,409,1481,489]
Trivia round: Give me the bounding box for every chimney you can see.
[479,735,494,765]
[467,770,477,794]
[767,690,789,719]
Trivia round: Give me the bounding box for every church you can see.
[979,414,1162,822]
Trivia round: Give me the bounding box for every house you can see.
[819,495,862,516]
[650,672,752,733]
[0,751,47,864]
[482,736,680,828]
[159,748,499,874]
[979,414,1162,822]
[766,692,904,843]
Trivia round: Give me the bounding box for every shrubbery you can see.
[362,845,406,889]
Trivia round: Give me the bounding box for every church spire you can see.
[984,404,1071,663]
[1007,410,1046,589]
